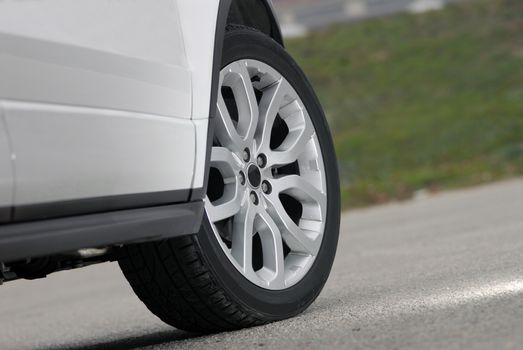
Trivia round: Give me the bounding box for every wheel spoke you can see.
[233,62,260,142]
[207,147,244,223]
[231,203,257,276]
[257,211,286,289]
[216,94,244,153]
[267,111,315,167]
[257,78,290,152]
[206,193,243,223]
[271,175,327,211]
[264,193,322,256]
[210,146,242,174]
[220,61,260,145]
[264,174,326,256]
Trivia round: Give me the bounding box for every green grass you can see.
[286,0,523,208]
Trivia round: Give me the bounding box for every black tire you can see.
[118,25,340,333]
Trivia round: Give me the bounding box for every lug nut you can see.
[250,191,259,205]
[243,148,251,162]
[261,181,272,194]
[257,154,267,168]
[239,171,246,185]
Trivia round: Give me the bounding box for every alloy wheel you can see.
[205,59,327,290]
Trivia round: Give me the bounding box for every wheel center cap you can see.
[247,164,261,188]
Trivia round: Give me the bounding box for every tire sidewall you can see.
[196,27,341,319]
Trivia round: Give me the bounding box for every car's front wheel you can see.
[118,25,340,332]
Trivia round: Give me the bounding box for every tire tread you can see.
[118,235,265,332]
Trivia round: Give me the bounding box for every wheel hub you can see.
[247,164,261,188]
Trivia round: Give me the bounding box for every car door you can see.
[0,113,14,223]
[0,0,199,220]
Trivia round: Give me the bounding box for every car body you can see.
[0,0,281,263]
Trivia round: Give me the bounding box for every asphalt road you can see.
[1,179,522,350]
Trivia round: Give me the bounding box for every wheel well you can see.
[227,0,284,46]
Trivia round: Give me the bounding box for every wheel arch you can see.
[227,0,284,47]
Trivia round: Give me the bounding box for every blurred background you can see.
[273,0,523,209]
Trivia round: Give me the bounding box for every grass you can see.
[286,0,523,208]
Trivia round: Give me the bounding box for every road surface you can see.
[1,179,522,349]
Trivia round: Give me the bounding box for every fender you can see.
[189,0,284,200]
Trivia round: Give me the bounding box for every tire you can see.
[118,25,340,333]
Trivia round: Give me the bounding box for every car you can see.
[0,0,340,332]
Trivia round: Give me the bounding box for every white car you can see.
[0,0,340,332]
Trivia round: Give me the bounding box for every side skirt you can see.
[0,201,204,263]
